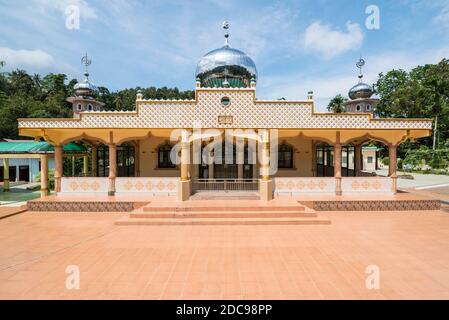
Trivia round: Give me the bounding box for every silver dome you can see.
[195,44,257,88]
[348,82,374,100]
[74,72,98,96]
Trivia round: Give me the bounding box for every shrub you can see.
[35,169,55,191]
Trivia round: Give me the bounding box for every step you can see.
[190,196,261,200]
[142,205,306,212]
[130,210,317,219]
[115,217,331,226]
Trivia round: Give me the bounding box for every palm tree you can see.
[327,94,348,113]
[113,94,124,110]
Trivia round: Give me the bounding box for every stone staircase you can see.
[189,192,260,200]
[115,202,331,226]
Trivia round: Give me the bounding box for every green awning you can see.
[0,141,88,154]
[62,143,89,153]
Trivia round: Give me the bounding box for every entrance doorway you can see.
[198,143,254,179]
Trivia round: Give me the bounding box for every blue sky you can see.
[0,0,448,111]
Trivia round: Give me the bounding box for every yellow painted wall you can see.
[273,136,313,177]
[138,135,314,178]
[139,136,180,177]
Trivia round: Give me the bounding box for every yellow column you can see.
[334,142,342,196]
[91,146,98,177]
[261,141,270,181]
[82,154,88,176]
[208,163,214,179]
[54,145,63,193]
[40,155,49,197]
[238,164,244,179]
[108,143,117,196]
[259,131,273,201]
[389,144,398,194]
[178,140,191,201]
[2,158,10,192]
[180,141,190,181]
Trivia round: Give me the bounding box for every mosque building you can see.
[17,23,432,202]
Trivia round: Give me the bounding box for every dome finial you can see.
[74,52,98,97]
[356,55,365,82]
[81,52,92,79]
[222,21,230,46]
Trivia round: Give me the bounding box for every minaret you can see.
[343,57,378,113]
[67,53,105,118]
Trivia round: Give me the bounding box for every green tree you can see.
[376,59,449,148]
[327,94,347,113]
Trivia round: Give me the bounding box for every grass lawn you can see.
[0,188,41,203]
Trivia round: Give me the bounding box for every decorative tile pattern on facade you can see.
[18,90,432,130]
[115,177,178,195]
[27,200,135,212]
[274,177,336,194]
[60,177,108,194]
[313,200,441,211]
[341,177,392,194]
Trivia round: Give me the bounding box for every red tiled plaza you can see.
[1,201,449,299]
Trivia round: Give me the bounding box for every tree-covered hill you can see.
[0,62,194,139]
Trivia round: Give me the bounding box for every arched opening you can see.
[95,143,135,177]
[315,143,356,177]
[197,141,255,179]
[61,141,90,177]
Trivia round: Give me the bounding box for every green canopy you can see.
[0,141,88,154]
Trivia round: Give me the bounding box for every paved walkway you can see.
[0,206,27,219]
[376,169,449,189]
[1,209,449,299]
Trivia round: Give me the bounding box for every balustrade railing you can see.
[193,179,259,192]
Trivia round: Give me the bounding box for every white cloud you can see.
[258,45,449,112]
[0,47,54,69]
[32,0,97,19]
[433,3,449,29]
[304,21,364,59]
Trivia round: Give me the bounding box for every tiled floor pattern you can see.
[0,209,449,299]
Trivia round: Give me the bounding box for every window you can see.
[158,143,175,168]
[87,104,93,111]
[96,145,135,177]
[221,96,230,106]
[356,105,361,111]
[77,103,82,111]
[367,156,373,164]
[278,143,293,168]
[366,104,371,111]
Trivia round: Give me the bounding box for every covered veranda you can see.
[0,141,88,196]
[17,126,430,202]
